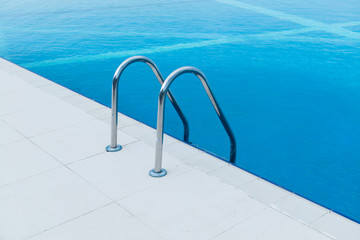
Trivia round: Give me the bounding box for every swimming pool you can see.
[1,0,359,222]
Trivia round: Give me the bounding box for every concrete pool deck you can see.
[0,57,359,240]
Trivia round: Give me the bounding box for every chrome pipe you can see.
[150,66,237,177]
[106,56,190,152]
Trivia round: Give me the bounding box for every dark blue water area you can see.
[1,0,360,222]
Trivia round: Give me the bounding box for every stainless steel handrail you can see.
[106,56,190,152]
[149,66,237,177]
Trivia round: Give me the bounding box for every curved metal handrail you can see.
[149,66,237,177]
[106,56,189,152]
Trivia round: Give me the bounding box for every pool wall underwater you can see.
[1,0,359,222]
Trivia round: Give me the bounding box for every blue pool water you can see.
[1,0,359,222]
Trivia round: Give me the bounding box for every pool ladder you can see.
[106,56,236,177]
[105,56,189,152]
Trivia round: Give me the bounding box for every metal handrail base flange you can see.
[106,144,122,152]
[149,168,167,177]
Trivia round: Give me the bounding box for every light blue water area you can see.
[348,24,360,33]
[236,0,360,23]
[1,0,360,222]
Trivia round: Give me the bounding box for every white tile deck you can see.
[121,122,157,139]
[69,141,191,200]
[30,119,137,164]
[271,194,329,225]
[2,101,94,137]
[238,178,292,205]
[164,141,203,159]
[208,164,257,187]
[180,152,228,173]
[0,85,59,117]
[62,95,104,112]
[0,167,111,240]
[212,208,331,240]
[138,131,179,147]
[0,71,30,94]
[0,120,24,146]
[0,139,61,187]
[311,212,360,240]
[27,203,163,240]
[119,170,266,240]
[0,58,359,240]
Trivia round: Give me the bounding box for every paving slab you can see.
[30,119,137,164]
[2,101,94,137]
[271,193,329,225]
[212,208,331,240]
[181,152,228,173]
[208,164,257,187]
[0,167,111,240]
[311,212,360,240]
[0,120,24,146]
[238,177,292,205]
[0,139,61,187]
[0,85,60,117]
[118,170,267,240]
[27,203,163,240]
